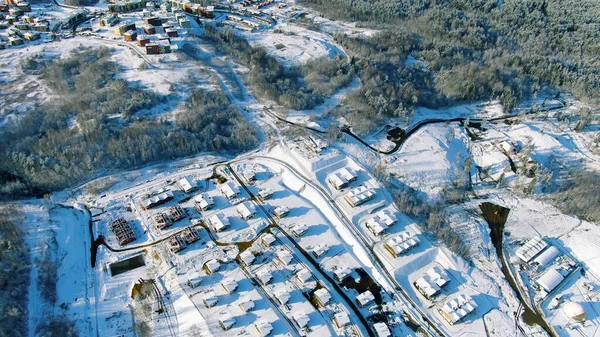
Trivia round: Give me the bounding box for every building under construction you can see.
[111,218,136,246]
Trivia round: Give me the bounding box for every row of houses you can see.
[153,205,186,230]
[365,210,397,236]
[344,185,376,207]
[328,167,357,190]
[384,231,419,257]
[167,226,201,253]
[111,218,136,246]
[414,267,450,299]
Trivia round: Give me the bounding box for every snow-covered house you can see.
[202,291,218,307]
[296,268,312,284]
[366,217,388,236]
[239,298,255,313]
[219,314,236,330]
[209,213,230,232]
[187,274,202,288]
[220,182,240,199]
[277,249,293,266]
[356,290,375,307]
[258,188,273,200]
[243,170,256,184]
[385,232,419,257]
[293,311,310,328]
[203,259,220,274]
[221,278,238,293]
[334,268,351,282]
[237,201,256,219]
[178,177,196,193]
[274,287,290,305]
[414,267,450,299]
[262,233,276,247]
[334,312,350,328]
[312,244,328,258]
[194,193,214,211]
[344,185,376,207]
[254,321,273,336]
[273,205,289,218]
[373,322,391,337]
[328,167,357,190]
[239,250,255,266]
[439,294,478,325]
[291,223,308,237]
[141,190,174,210]
[257,269,273,285]
[314,288,331,307]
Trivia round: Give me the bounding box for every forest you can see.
[299,0,600,131]
[203,26,353,110]
[0,47,257,196]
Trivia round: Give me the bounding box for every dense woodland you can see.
[298,0,600,131]
[204,26,353,109]
[0,47,257,196]
[0,205,28,337]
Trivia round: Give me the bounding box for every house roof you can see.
[239,250,255,265]
[536,268,564,292]
[293,311,310,328]
[533,246,561,267]
[334,312,350,327]
[516,237,548,263]
[314,288,331,305]
[356,290,375,305]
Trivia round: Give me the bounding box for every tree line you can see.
[0,47,257,196]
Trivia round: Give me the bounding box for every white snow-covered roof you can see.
[328,173,346,189]
[293,311,310,328]
[274,287,290,305]
[385,232,419,256]
[440,294,478,324]
[375,210,397,226]
[415,267,449,298]
[255,321,273,336]
[237,201,256,219]
[178,177,196,192]
[141,191,174,208]
[312,244,328,257]
[262,233,276,246]
[220,182,239,199]
[366,217,388,236]
[239,298,255,312]
[209,213,230,232]
[373,322,391,337]
[334,268,351,281]
[314,288,331,305]
[516,237,548,263]
[258,188,273,199]
[533,246,561,268]
[239,250,255,265]
[356,290,375,306]
[219,314,235,330]
[334,312,350,327]
[536,268,565,293]
[291,223,308,236]
[273,205,289,217]
[221,278,238,293]
[344,185,376,206]
[338,167,356,181]
[296,268,312,283]
[203,259,220,273]
[277,249,293,266]
[257,269,272,285]
[194,193,214,210]
[203,291,218,307]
